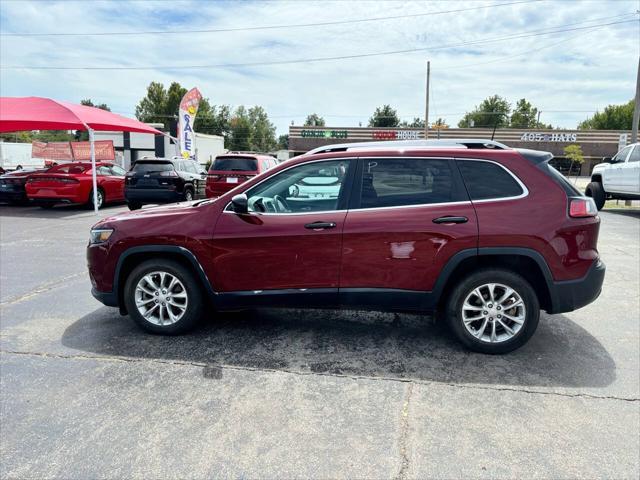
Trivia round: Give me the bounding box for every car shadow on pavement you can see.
[61,306,616,389]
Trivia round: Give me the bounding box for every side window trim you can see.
[455,157,529,203]
[223,157,358,215]
[348,156,469,211]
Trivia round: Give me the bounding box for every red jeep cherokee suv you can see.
[87,140,605,354]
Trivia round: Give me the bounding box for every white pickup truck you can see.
[586,142,640,210]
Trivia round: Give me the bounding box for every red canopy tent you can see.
[0,96,165,212]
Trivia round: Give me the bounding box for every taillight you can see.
[208,175,220,181]
[569,197,598,218]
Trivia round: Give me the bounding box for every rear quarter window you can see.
[457,160,524,200]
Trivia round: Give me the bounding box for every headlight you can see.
[89,228,114,244]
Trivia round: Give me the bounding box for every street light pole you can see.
[632,56,640,143]
[425,61,430,140]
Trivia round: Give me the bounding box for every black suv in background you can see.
[124,158,206,210]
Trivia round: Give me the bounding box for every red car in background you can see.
[26,161,126,209]
[206,153,278,198]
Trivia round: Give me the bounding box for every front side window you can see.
[358,158,455,209]
[457,160,524,200]
[244,159,351,213]
[627,146,640,163]
[613,146,632,163]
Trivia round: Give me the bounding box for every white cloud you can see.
[1,0,637,134]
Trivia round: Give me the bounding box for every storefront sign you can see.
[520,132,577,142]
[372,130,421,140]
[300,129,348,139]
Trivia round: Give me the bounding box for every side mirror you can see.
[231,194,248,214]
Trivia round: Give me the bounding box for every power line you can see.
[2,16,635,71]
[0,0,540,37]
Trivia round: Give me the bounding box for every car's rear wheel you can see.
[127,201,142,211]
[445,269,540,354]
[123,259,204,334]
[88,188,104,210]
[585,182,605,210]
[183,187,194,202]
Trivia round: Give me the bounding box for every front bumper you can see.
[548,259,606,314]
[91,287,118,307]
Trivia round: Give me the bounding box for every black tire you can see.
[87,188,105,210]
[128,201,142,211]
[183,187,194,202]
[123,259,204,335]
[585,181,605,210]
[445,269,540,354]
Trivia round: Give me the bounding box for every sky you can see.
[0,0,638,136]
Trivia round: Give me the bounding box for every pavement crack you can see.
[1,349,639,403]
[395,382,414,480]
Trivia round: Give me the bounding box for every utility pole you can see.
[632,56,640,143]
[537,111,541,128]
[425,61,430,140]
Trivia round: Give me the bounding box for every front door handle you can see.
[432,216,468,224]
[304,221,337,230]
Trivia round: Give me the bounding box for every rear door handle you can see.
[432,216,468,224]
[304,221,337,230]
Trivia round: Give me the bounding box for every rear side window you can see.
[358,158,456,209]
[212,157,258,172]
[457,160,524,200]
[132,162,174,173]
[628,146,640,163]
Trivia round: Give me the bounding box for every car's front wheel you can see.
[123,259,204,334]
[445,269,540,354]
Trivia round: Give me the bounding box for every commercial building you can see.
[288,126,632,175]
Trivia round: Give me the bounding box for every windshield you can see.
[211,157,258,172]
[132,161,174,173]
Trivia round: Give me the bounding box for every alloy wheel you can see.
[461,282,526,343]
[134,271,188,326]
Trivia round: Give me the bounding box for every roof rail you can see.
[304,139,510,156]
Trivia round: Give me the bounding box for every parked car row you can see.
[0,154,280,209]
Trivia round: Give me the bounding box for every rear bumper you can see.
[125,188,182,204]
[0,190,27,202]
[91,287,118,307]
[548,259,606,314]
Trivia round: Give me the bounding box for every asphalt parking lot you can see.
[1,203,639,479]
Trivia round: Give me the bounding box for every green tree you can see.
[229,106,252,151]
[304,113,325,127]
[564,144,585,177]
[194,101,231,138]
[458,95,511,128]
[135,81,169,124]
[510,98,539,128]
[400,117,425,128]
[165,82,188,120]
[578,100,636,130]
[278,134,289,150]
[249,106,277,152]
[368,105,400,127]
